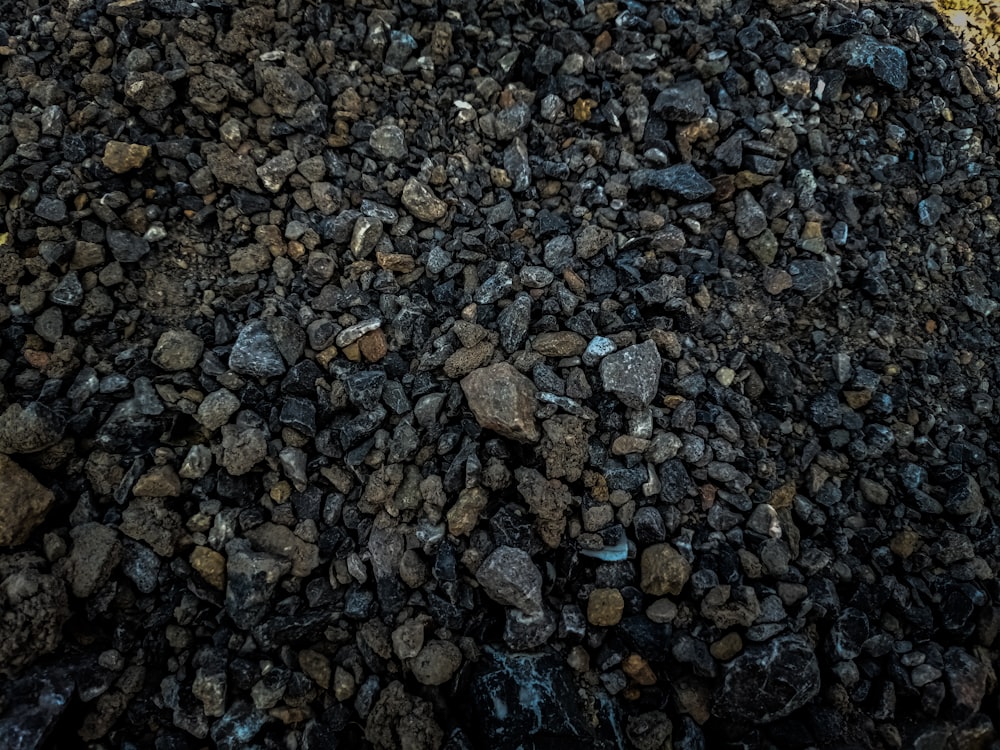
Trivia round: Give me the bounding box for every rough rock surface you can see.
[715,635,822,723]
[461,363,540,442]
[0,456,55,546]
[1,0,1000,747]
[0,557,70,676]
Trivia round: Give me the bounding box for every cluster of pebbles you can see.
[2,0,1000,747]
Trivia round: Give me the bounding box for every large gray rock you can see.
[369,124,406,161]
[828,35,908,91]
[600,340,662,409]
[630,165,715,200]
[58,523,122,598]
[715,635,821,722]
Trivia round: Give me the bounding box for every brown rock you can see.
[587,587,625,627]
[540,415,590,482]
[0,455,54,546]
[515,467,572,548]
[102,141,151,174]
[204,143,261,192]
[359,328,388,362]
[701,585,760,629]
[245,522,319,577]
[844,389,872,409]
[532,331,587,357]
[446,487,489,536]
[890,529,921,558]
[401,178,447,222]
[190,546,226,590]
[0,402,64,454]
[640,543,691,596]
[132,464,181,497]
[120,497,184,556]
[622,654,657,685]
[460,363,539,442]
[298,649,331,689]
[150,330,205,372]
[443,341,494,378]
[365,680,443,750]
[710,632,744,661]
[376,252,416,273]
[409,639,462,686]
[611,435,651,455]
[763,268,793,294]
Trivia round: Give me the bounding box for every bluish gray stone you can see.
[630,165,715,200]
[35,196,67,222]
[229,320,286,378]
[107,229,150,263]
[829,35,908,91]
[467,648,623,748]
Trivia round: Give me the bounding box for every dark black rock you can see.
[659,459,696,501]
[715,636,822,723]
[229,320,287,378]
[789,259,837,297]
[279,396,317,436]
[809,392,842,429]
[344,370,386,411]
[282,360,324,395]
[467,648,623,749]
[0,666,75,749]
[830,607,870,660]
[107,229,151,263]
[630,165,715,200]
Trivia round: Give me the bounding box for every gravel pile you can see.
[2,0,1000,747]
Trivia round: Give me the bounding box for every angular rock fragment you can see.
[225,540,291,630]
[652,79,709,121]
[600,340,662,409]
[631,165,715,200]
[715,635,821,722]
[152,329,204,371]
[0,456,55,546]
[0,562,69,676]
[461,363,540,443]
[0,402,64,455]
[829,35,908,91]
[58,523,122,598]
[229,320,286,378]
[640,543,691,596]
[102,141,151,174]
